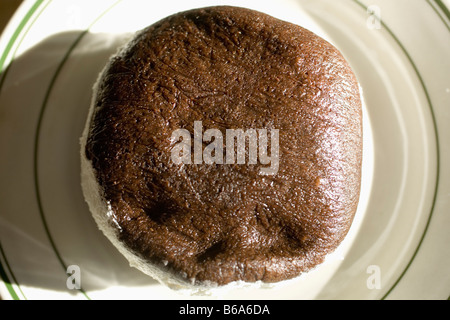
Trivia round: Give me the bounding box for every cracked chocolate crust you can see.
[83,6,362,287]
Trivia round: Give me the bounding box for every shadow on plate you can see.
[0,30,162,296]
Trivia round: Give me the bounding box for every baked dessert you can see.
[80,6,362,291]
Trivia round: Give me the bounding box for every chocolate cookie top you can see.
[84,6,362,286]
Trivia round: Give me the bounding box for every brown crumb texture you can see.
[85,6,362,286]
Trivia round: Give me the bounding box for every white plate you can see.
[0,0,448,300]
